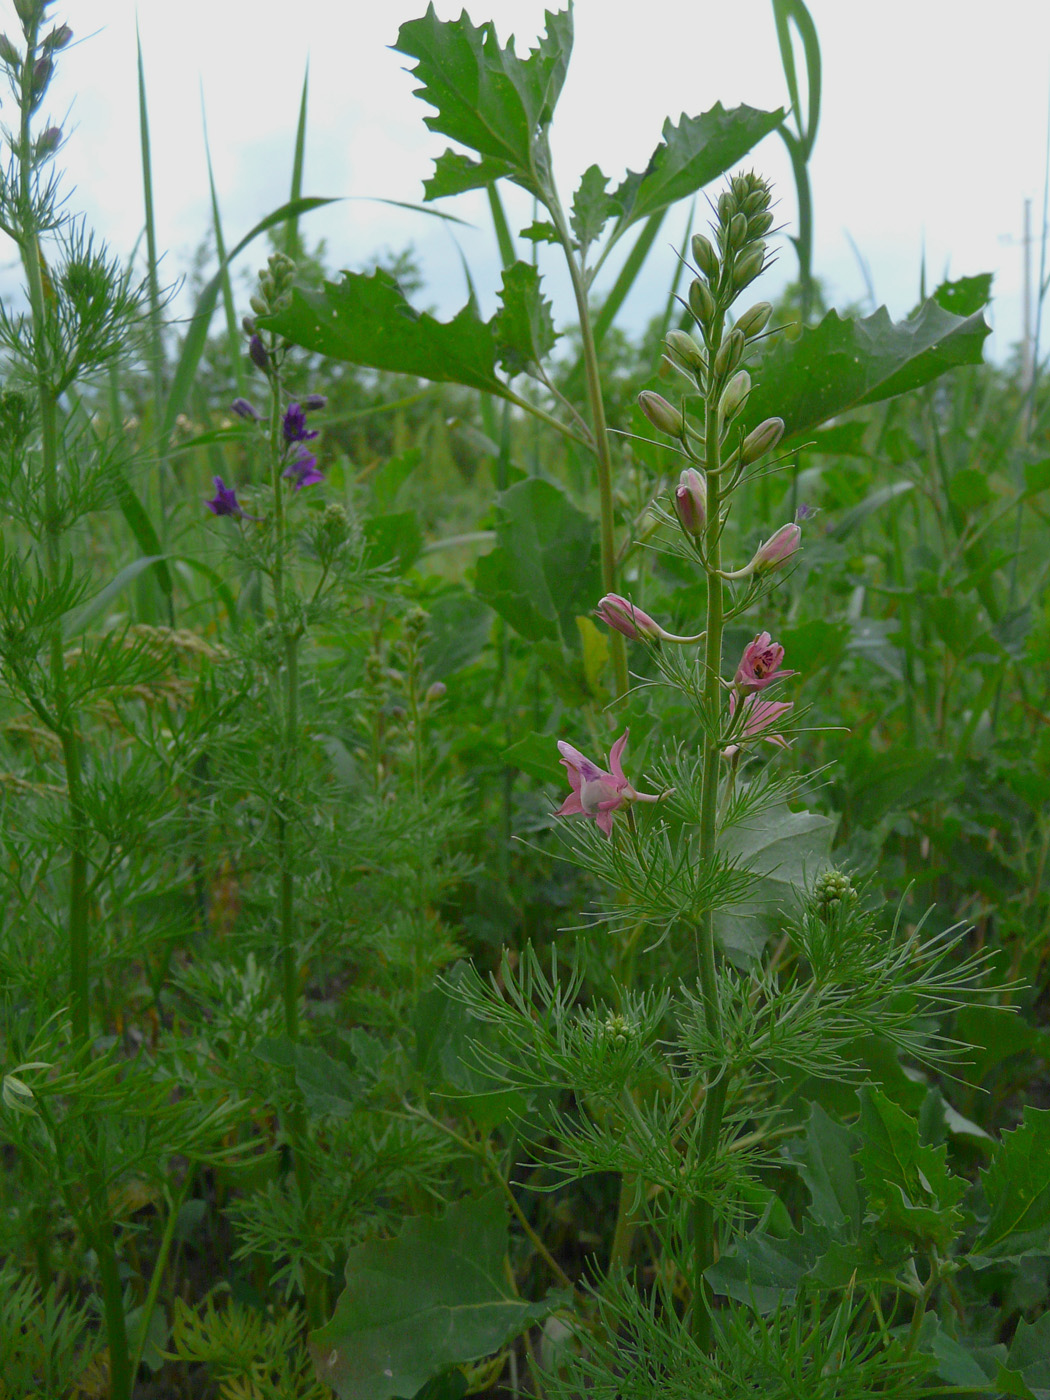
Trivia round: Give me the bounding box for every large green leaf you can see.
[856,1086,965,1250]
[788,1102,861,1236]
[743,300,991,447]
[394,5,573,201]
[264,270,511,397]
[714,802,834,962]
[310,1192,565,1400]
[969,1108,1050,1267]
[610,103,784,235]
[474,478,599,646]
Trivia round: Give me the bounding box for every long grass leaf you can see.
[201,89,247,400]
[286,65,309,260]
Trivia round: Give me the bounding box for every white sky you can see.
[5,0,1050,363]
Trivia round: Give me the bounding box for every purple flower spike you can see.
[231,397,261,421]
[206,476,258,520]
[282,401,320,444]
[282,450,324,490]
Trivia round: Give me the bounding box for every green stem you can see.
[690,312,728,1352]
[127,1176,191,1383]
[16,22,92,1046]
[268,377,324,1328]
[92,1204,133,1400]
[547,195,628,700]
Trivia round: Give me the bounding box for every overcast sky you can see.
[7,1,1050,363]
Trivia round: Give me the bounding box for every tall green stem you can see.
[16,20,91,1045]
[267,382,324,1327]
[690,314,729,1351]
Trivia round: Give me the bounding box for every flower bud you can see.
[230,397,261,421]
[720,369,751,421]
[302,393,328,411]
[727,211,748,250]
[425,681,447,703]
[638,390,684,438]
[664,329,705,374]
[0,33,20,65]
[712,328,745,382]
[741,417,785,464]
[717,190,735,223]
[249,334,269,371]
[249,293,269,317]
[751,522,801,574]
[674,468,707,537]
[748,210,774,238]
[732,175,750,203]
[734,301,773,340]
[43,23,71,48]
[732,244,766,293]
[688,277,716,327]
[596,594,664,642]
[691,233,719,281]
[34,126,61,156]
[241,315,257,337]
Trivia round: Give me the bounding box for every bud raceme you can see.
[638,391,684,438]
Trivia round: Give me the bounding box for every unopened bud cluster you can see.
[813,869,859,919]
[242,252,298,374]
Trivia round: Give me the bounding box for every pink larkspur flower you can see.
[734,631,796,695]
[555,729,660,836]
[723,691,793,757]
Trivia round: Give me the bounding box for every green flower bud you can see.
[732,175,750,203]
[741,416,785,464]
[691,233,719,280]
[727,211,748,250]
[732,243,766,293]
[734,301,773,340]
[813,869,859,917]
[720,369,751,420]
[748,210,774,238]
[712,328,745,382]
[638,390,684,438]
[688,277,716,327]
[717,190,735,223]
[665,329,706,374]
[0,33,19,66]
[249,294,269,317]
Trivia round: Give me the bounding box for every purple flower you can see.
[282,401,319,444]
[282,450,324,490]
[301,393,328,411]
[206,476,257,520]
[231,397,261,421]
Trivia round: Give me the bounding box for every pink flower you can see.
[734,631,796,695]
[596,595,663,641]
[674,468,707,536]
[723,692,793,757]
[555,729,660,836]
